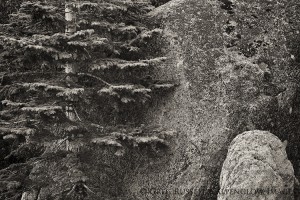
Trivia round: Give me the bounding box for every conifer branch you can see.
[77,73,111,86]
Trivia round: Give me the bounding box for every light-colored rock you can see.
[218,130,295,200]
[21,190,38,200]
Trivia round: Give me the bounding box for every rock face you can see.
[218,130,294,200]
[125,0,300,199]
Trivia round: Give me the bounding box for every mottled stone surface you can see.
[21,190,38,200]
[126,0,300,199]
[218,130,294,200]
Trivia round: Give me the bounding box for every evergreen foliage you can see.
[0,0,176,199]
[150,0,171,7]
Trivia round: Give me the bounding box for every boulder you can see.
[218,130,295,200]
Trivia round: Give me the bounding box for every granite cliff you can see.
[128,0,300,199]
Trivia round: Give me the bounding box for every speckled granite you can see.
[127,0,300,199]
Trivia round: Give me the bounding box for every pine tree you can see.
[0,0,175,199]
[150,0,171,7]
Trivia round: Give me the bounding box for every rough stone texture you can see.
[218,130,294,200]
[21,190,38,200]
[124,0,300,199]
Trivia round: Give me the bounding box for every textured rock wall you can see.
[218,130,294,200]
[126,0,300,199]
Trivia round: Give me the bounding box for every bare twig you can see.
[66,185,76,196]
[73,107,82,122]
[189,140,202,155]
[84,184,95,194]
[77,73,111,86]
[57,137,69,147]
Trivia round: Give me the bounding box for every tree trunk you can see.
[65,1,76,35]
[65,0,78,121]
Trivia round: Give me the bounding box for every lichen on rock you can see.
[218,130,295,200]
[141,0,300,199]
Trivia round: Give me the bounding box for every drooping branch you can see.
[77,73,111,86]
